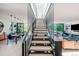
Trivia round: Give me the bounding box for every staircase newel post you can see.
[22,42,25,56]
[55,41,62,56]
[25,41,26,56]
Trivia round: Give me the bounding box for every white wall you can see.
[0,3,28,34]
[54,3,79,24]
[45,4,54,25]
[54,3,79,32]
[27,4,35,27]
[30,3,51,18]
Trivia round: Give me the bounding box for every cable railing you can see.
[22,19,36,56]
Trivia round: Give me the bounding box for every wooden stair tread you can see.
[36,26,46,27]
[35,27,46,29]
[34,33,47,36]
[33,36,48,39]
[34,31,48,33]
[35,28,47,31]
[31,41,50,44]
[34,32,47,34]
[30,46,52,51]
[29,54,53,56]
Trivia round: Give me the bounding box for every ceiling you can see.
[54,3,79,24]
[30,3,51,18]
[31,3,79,24]
[0,3,51,19]
[0,3,27,21]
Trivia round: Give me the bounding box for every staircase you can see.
[29,19,53,56]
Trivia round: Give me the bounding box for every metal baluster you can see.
[22,42,25,56]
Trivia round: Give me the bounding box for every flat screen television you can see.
[71,24,79,30]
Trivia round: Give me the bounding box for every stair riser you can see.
[33,34,47,36]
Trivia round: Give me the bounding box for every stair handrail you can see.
[22,18,36,56]
[45,18,55,46]
[22,18,36,42]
